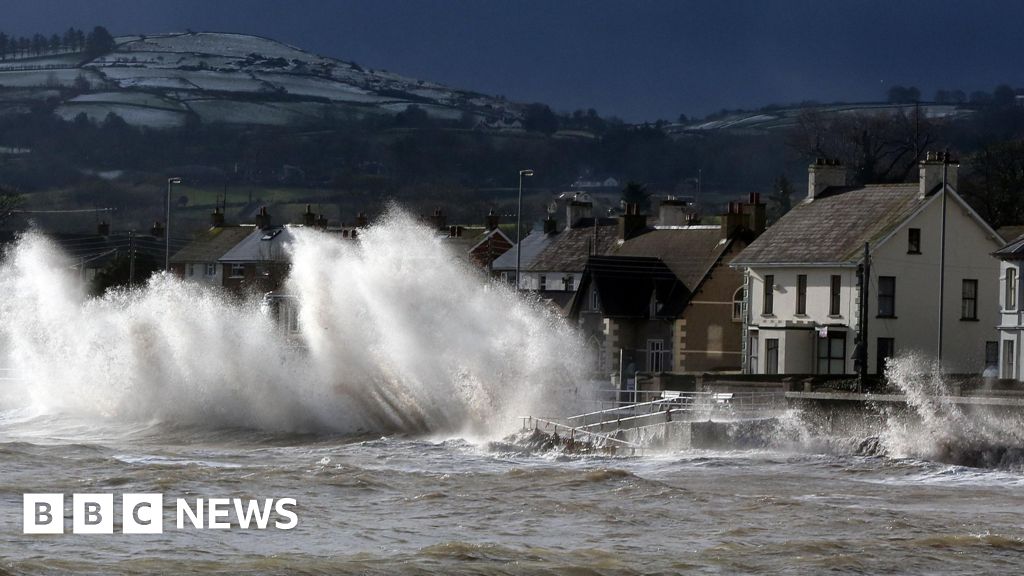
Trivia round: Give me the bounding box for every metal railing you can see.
[567,389,786,431]
[519,416,645,455]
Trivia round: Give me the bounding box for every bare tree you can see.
[960,141,1024,228]
[787,107,935,184]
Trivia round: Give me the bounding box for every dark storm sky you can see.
[5,0,1021,121]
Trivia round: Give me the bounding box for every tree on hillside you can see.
[767,175,793,224]
[993,84,1017,108]
[788,106,935,185]
[0,188,23,225]
[84,26,114,57]
[523,103,558,134]
[887,85,920,103]
[621,180,651,212]
[960,140,1024,228]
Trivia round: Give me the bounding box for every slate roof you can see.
[733,184,929,265]
[170,225,255,263]
[994,233,1024,260]
[528,218,620,273]
[583,255,689,318]
[996,225,1024,243]
[491,227,557,271]
[219,226,297,263]
[612,226,729,289]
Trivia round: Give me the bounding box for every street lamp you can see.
[516,169,533,291]
[166,177,182,271]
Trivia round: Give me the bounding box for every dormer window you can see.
[908,228,921,254]
[649,291,661,318]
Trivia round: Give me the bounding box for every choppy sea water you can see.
[2,414,1023,575]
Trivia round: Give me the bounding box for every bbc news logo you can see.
[23,494,298,534]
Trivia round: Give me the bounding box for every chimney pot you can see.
[807,159,848,201]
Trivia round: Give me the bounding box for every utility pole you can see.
[858,242,870,391]
[937,151,951,367]
[515,169,533,291]
[128,230,136,286]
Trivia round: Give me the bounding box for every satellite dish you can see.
[547,201,558,215]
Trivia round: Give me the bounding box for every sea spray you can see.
[880,353,1024,468]
[0,210,594,436]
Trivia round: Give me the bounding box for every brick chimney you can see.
[807,158,847,201]
[486,209,500,231]
[721,201,745,239]
[618,202,647,241]
[566,199,592,229]
[919,150,958,198]
[211,207,225,227]
[302,204,316,226]
[355,212,369,228]
[741,192,767,235]
[255,206,272,229]
[430,208,446,231]
[658,197,687,226]
[543,216,558,234]
[97,221,110,236]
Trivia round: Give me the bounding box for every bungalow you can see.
[731,155,1002,377]
[169,209,255,285]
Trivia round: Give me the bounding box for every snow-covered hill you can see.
[0,32,524,129]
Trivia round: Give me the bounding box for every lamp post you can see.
[516,169,533,291]
[166,177,182,271]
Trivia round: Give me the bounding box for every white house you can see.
[994,234,1024,380]
[731,155,1002,376]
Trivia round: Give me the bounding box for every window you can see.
[877,337,895,375]
[961,279,978,320]
[878,276,896,317]
[732,287,744,321]
[986,341,999,372]
[763,274,774,315]
[830,275,842,316]
[797,274,807,315]
[229,264,245,278]
[590,288,600,311]
[908,228,921,254]
[1006,268,1018,310]
[765,339,779,374]
[1003,340,1016,379]
[539,275,546,291]
[817,331,846,375]
[563,275,574,291]
[748,334,759,374]
[647,339,665,373]
[205,263,217,276]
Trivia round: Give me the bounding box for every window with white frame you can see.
[538,275,546,291]
[206,263,217,276]
[748,333,759,374]
[647,339,665,373]
[230,264,245,278]
[1003,340,1016,379]
[732,286,744,321]
[1006,268,1018,310]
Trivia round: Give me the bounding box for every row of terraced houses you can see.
[166,153,1024,388]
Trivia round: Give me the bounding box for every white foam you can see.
[0,209,593,437]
